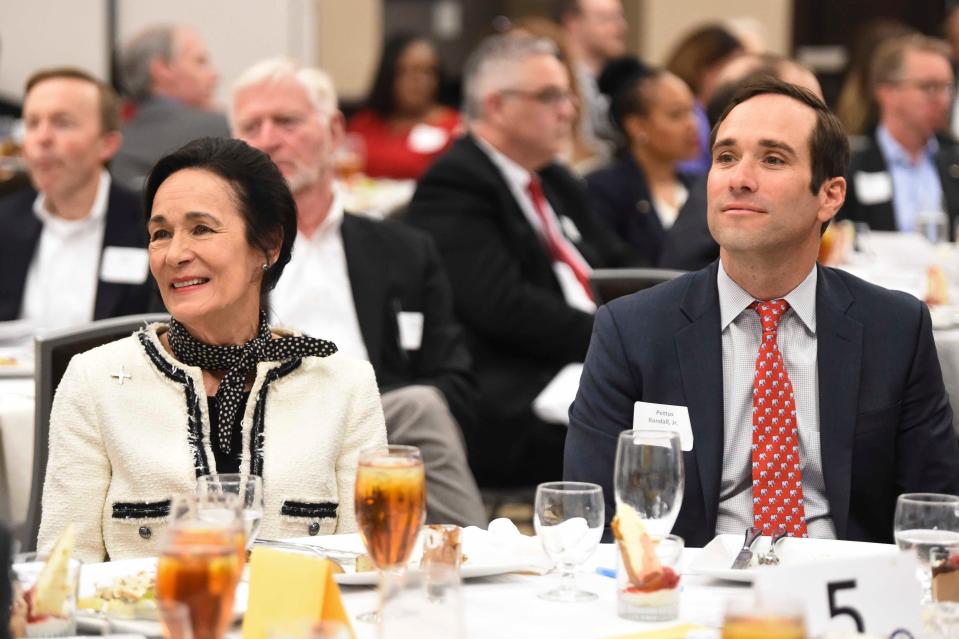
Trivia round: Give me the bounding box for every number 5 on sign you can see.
[753,553,922,638]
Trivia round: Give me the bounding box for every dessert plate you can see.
[281,531,540,586]
[686,534,898,583]
[75,557,248,637]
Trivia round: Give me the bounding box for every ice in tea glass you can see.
[354,445,426,622]
[156,496,244,639]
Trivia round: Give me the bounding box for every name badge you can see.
[854,171,893,205]
[397,311,424,351]
[632,401,693,451]
[100,246,149,284]
[754,552,922,638]
[559,216,583,243]
[408,124,449,154]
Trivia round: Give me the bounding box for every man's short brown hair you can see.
[869,34,951,94]
[25,67,121,134]
[710,77,849,195]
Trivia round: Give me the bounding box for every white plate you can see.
[686,534,899,582]
[280,531,536,586]
[75,557,248,637]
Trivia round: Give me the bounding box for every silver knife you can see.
[730,526,763,569]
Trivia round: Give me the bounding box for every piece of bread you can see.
[31,524,75,617]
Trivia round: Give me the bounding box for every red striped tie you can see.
[526,174,594,301]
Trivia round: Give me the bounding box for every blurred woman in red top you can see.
[348,34,461,180]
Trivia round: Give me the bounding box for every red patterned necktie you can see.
[526,174,594,301]
[750,299,808,538]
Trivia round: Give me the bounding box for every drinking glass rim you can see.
[358,444,422,458]
[617,429,681,444]
[898,492,959,505]
[537,480,602,494]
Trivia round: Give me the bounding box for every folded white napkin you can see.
[462,518,552,575]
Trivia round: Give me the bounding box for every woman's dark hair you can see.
[599,56,660,148]
[143,137,297,304]
[665,25,742,98]
[366,32,442,117]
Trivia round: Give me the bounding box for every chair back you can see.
[589,268,688,304]
[21,314,168,551]
[0,521,10,639]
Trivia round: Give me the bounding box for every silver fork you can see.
[758,528,789,566]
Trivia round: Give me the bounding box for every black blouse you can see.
[207,392,249,474]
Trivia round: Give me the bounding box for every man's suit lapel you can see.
[93,185,134,320]
[674,261,724,532]
[341,213,386,371]
[815,265,862,540]
[859,140,898,232]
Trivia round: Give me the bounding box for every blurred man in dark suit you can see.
[0,69,152,329]
[838,35,959,237]
[406,35,637,487]
[113,25,230,192]
[232,58,485,527]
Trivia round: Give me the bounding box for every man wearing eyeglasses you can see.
[838,35,959,236]
[406,34,637,488]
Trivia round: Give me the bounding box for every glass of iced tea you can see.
[354,445,426,622]
[156,496,244,639]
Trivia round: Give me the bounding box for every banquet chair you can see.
[0,521,12,639]
[589,268,688,304]
[20,313,168,552]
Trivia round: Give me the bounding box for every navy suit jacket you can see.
[0,183,156,321]
[340,212,476,430]
[564,261,959,547]
[585,154,692,266]
[837,133,959,239]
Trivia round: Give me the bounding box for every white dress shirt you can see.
[715,261,836,539]
[20,170,111,331]
[269,189,369,361]
[474,136,596,313]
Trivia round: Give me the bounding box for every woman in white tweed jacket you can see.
[37,138,387,562]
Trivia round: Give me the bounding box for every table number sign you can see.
[753,552,922,637]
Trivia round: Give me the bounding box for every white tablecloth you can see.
[0,377,34,524]
[839,232,959,434]
[339,546,745,639]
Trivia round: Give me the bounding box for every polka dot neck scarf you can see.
[168,311,338,455]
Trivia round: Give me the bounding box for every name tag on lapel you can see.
[559,215,583,243]
[853,171,893,205]
[100,246,149,284]
[397,311,424,351]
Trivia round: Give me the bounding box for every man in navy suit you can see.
[565,78,959,546]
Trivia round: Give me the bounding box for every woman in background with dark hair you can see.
[348,34,461,180]
[585,58,699,264]
[37,137,386,562]
[665,24,743,175]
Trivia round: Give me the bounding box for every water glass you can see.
[533,481,604,602]
[616,534,684,621]
[196,473,264,550]
[614,430,685,537]
[918,209,949,244]
[894,493,959,604]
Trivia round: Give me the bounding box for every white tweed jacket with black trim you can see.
[37,323,387,562]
